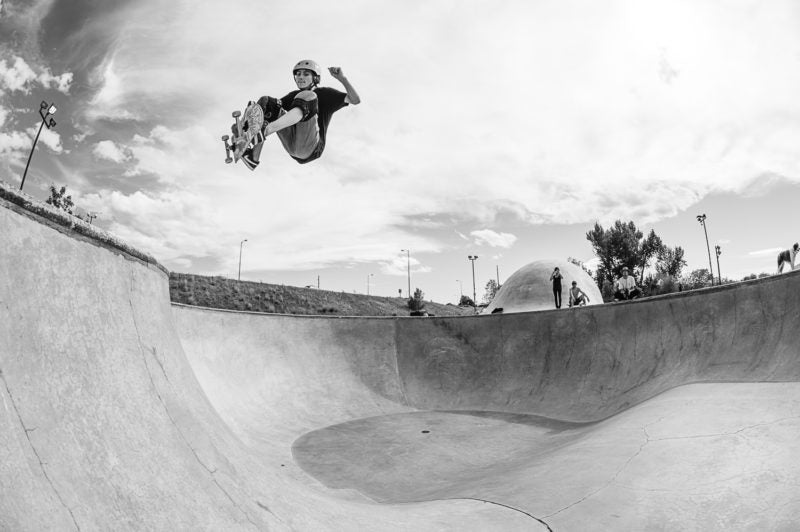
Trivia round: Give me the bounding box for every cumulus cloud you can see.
[92,140,129,163]
[25,125,63,154]
[0,56,37,92]
[380,254,433,277]
[0,56,73,94]
[38,70,73,94]
[0,130,31,156]
[471,229,518,248]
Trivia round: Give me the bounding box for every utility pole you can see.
[21,100,58,191]
[468,255,479,306]
[715,245,722,285]
[696,214,714,285]
[238,239,247,281]
[400,249,411,298]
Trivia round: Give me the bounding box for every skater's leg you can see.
[257,96,283,122]
[270,91,321,160]
[276,118,319,160]
[266,107,303,136]
[264,90,317,137]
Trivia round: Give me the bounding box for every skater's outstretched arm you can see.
[328,67,361,105]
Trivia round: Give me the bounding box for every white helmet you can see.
[293,59,321,85]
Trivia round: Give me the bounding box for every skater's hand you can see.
[328,66,346,80]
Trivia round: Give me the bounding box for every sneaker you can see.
[242,148,259,171]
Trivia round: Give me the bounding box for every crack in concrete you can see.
[0,370,81,531]
[442,497,553,530]
[544,412,800,520]
[544,422,654,520]
[127,292,264,529]
[256,500,279,519]
[647,415,800,442]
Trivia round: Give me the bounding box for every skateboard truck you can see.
[221,109,243,164]
[221,135,233,164]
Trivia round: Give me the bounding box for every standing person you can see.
[568,281,591,307]
[549,267,563,308]
[777,243,800,273]
[240,59,361,170]
[613,267,641,301]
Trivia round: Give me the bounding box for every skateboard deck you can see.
[222,101,264,164]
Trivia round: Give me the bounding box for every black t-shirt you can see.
[281,87,348,163]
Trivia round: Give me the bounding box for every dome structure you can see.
[484,259,602,313]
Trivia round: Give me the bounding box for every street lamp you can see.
[696,214,714,285]
[367,273,374,295]
[20,100,58,191]
[468,255,479,306]
[715,245,722,285]
[238,239,247,281]
[400,249,411,298]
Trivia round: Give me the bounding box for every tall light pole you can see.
[238,239,247,281]
[468,255,479,305]
[367,273,373,295]
[20,100,58,191]
[456,279,463,301]
[400,249,411,298]
[696,214,714,285]
[715,245,722,285]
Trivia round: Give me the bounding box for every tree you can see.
[407,288,426,311]
[459,295,475,307]
[586,220,664,287]
[681,269,713,290]
[638,230,663,285]
[45,185,74,214]
[482,279,500,305]
[655,245,687,278]
[742,272,770,281]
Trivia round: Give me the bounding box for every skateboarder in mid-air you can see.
[235,59,361,170]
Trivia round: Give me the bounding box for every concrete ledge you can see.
[0,179,168,276]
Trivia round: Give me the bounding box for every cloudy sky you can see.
[2,0,800,303]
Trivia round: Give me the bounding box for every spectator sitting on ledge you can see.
[613,267,641,301]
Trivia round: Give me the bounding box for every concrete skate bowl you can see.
[2,187,800,531]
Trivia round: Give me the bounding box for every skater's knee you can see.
[288,90,318,122]
[257,96,283,121]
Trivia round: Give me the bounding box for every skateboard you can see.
[221,101,264,164]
